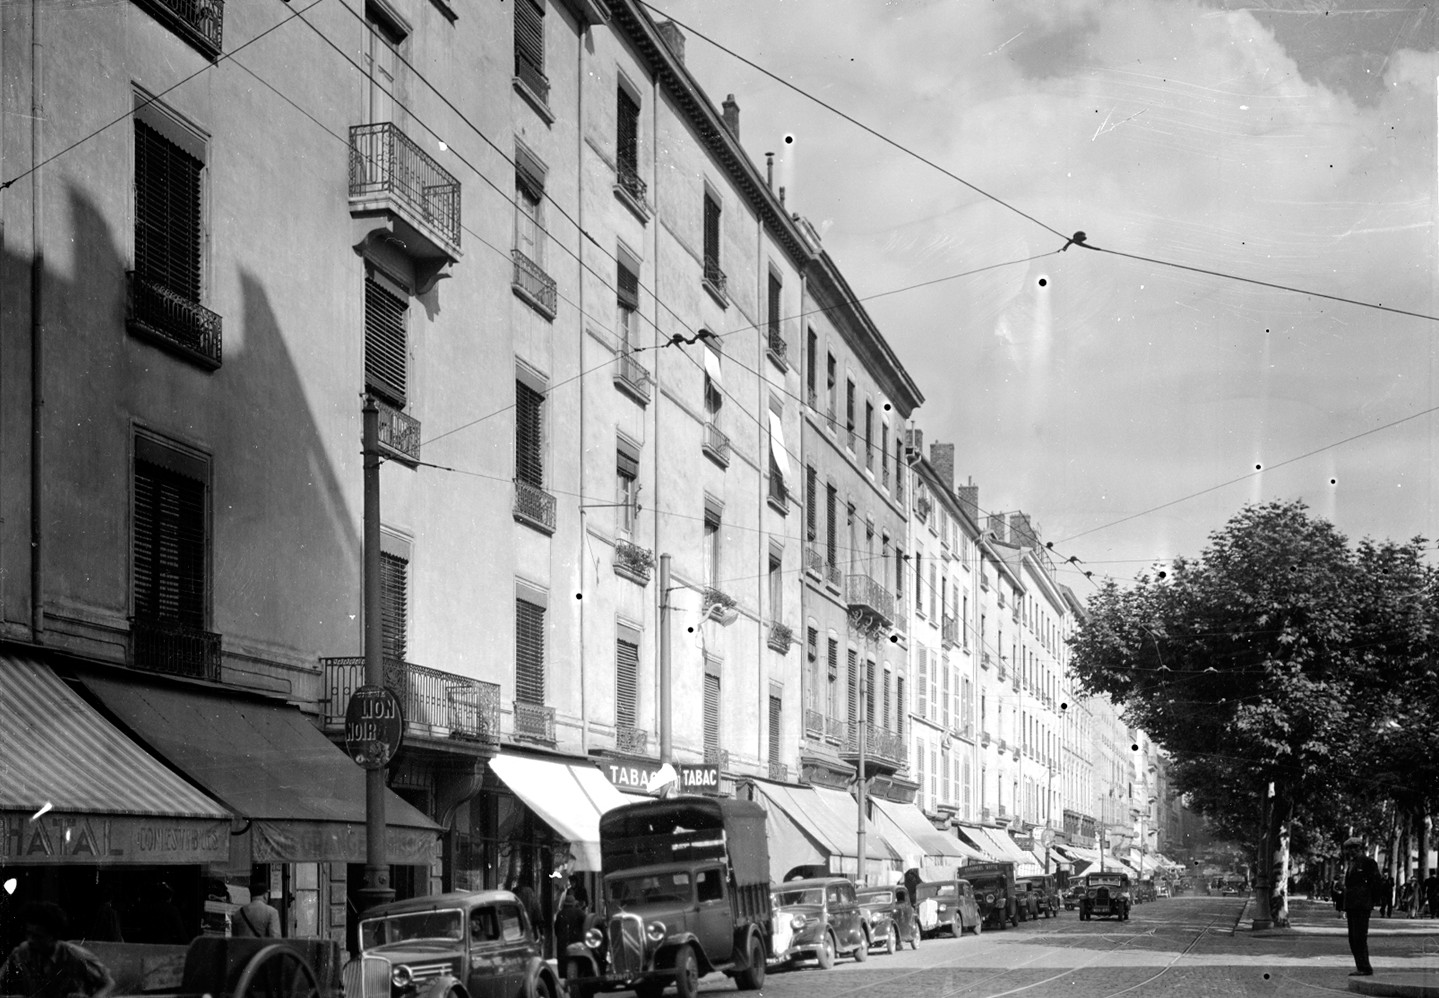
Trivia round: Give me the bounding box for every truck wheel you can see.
[886,925,899,954]
[852,929,869,962]
[816,932,836,970]
[672,945,700,998]
[908,923,919,950]
[734,937,765,991]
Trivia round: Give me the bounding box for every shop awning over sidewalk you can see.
[746,779,895,881]
[868,799,980,867]
[1,655,231,865]
[82,674,439,865]
[486,754,630,872]
[957,825,1043,874]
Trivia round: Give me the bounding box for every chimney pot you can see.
[721,94,739,141]
[656,20,686,65]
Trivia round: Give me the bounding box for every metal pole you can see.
[358,397,394,911]
[856,635,867,886]
[659,554,672,766]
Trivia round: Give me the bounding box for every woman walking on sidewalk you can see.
[1342,837,1382,977]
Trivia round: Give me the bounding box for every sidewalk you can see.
[1242,897,1439,997]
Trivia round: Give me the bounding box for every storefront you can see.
[867,797,980,870]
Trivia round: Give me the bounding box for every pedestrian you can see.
[1333,876,1344,917]
[1341,836,1382,978]
[1378,872,1394,918]
[1399,879,1415,918]
[553,890,586,955]
[1425,872,1439,918]
[1,902,116,998]
[232,878,282,938]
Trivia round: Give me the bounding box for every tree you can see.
[1069,501,1433,928]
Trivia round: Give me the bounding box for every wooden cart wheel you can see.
[231,944,323,998]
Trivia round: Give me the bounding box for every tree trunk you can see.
[1250,783,1290,928]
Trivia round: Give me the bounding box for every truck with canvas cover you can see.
[564,796,771,998]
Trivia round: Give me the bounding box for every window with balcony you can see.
[880,423,889,488]
[845,379,856,449]
[515,592,551,742]
[380,546,408,662]
[806,328,818,408]
[824,484,838,580]
[846,648,859,725]
[616,440,638,536]
[865,659,876,725]
[768,549,783,623]
[513,378,555,533]
[615,84,646,215]
[825,352,837,427]
[766,270,786,367]
[616,631,639,730]
[804,465,817,542]
[513,0,550,111]
[864,401,874,471]
[132,434,216,680]
[702,190,726,304]
[132,0,224,58]
[514,149,556,319]
[767,401,789,513]
[130,115,221,370]
[613,252,650,403]
[703,662,721,757]
[703,500,722,590]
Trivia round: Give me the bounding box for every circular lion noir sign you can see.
[345,684,405,769]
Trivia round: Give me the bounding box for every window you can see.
[133,435,212,676]
[703,344,723,420]
[702,190,723,295]
[895,547,905,601]
[825,353,836,420]
[827,637,840,719]
[514,381,545,488]
[513,147,555,316]
[806,328,818,404]
[703,665,721,753]
[365,271,408,407]
[881,424,889,487]
[515,595,546,706]
[896,676,905,739]
[513,0,548,104]
[703,500,722,589]
[824,484,838,570]
[616,439,639,535]
[766,271,783,356]
[616,629,639,728]
[380,548,408,662]
[916,648,927,720]
[768,694,782,766]
[805,465,817,542]
[768,550,783,622]
[865,660,876,725]
[846,648,858,723]
[616,254,639,352]
[845,379,856,445]
[864,401,874,470]
[697,868,724,903]
[616,85,642,200]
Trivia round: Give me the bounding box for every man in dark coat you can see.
[1378,872,1394,918]
[1342,837,1382,977]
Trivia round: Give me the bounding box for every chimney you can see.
[655,20,686,64]
[1010,512,1038,549]
[986,514,1008,543]
[722,94,740,141]
[765,152,774,188]
[930,442,955,492]
[905,428,924,461]
[956,479,979,521]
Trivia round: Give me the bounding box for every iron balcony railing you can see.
[349,122,461,248]
[613,539,654,585]
[515,56,550,106]
[804,545,825,577]
[376,399,421,462]
[767,473,788,512]
[126,271,223,369]
[767,327,788,365]
[768,761,790,782]
[613,353,652,404]
[513,478,557,534]
[321,657,500,746]
[512,249,557,318]
[703,258,727,301]
[804,708,825,737]
[130,617,221,682]
[136,0,224,53]
[703,745,730,770]
[702,421,731,466]
[840,721,906,769]
[514,700,556,745]
[845,574,895,625]
[615,724,649,754]
[892,601,907,635]
[616,161,646,204]
[825,715,845,743]
[826,562,843,590]
[864,443,873,472]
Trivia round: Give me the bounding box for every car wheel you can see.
[853,929,870,963]
[908,923,919,950]
[734,936,765,991]
[532,976,554,998]
[971,915,981,937]
[818,931,837,970]
[886,925,899,955]
[672,945,700,998]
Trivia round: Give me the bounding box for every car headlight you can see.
[790,914,806,931]
[646,921,666,944]
[585,927,604,949]
[984,893,995,904]
[391,965,413,989]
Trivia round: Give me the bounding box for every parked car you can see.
[855,884,918,953]
[912,879,981,938]
[351,890,562,998]
[1014,881,1041,922]
[770,877,870,969]
[1135,879,1158,903]
[956,862,1018,930]
[1079,873,1132,922]
[1016,876,1060,918]
[1063,884,1085,911]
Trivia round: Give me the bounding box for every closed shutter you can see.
[134,121,202,302]
[617,257,639,310]
[865,660,875,724]
[768,695,782,765]
[515,381,544,486]
[365,275,408,406]
[805,466,817,541]
[882,672,891,731]
[896,677,905,739]
[617,88,640,173]
[380,552,407,662]
[515,598,546,705]
[825,485,837,563]
[943,663,952,728]
[846,649,857,724]
[514,0,544,78]
[702,193,720,266]
[616,638,638,727]
[943,755,952,802]
[134,460,206,627]
[916,649,927,720]
[703,672,720,751]
[767,272,781,338]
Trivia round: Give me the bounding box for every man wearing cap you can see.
[1342,836,1382,977]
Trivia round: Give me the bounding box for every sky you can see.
[649,0,1437,591]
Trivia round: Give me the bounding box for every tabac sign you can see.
[345,685,405,768]
[599,756,721,795]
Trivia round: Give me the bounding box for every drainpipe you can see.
[30,0,45,638]
[650,71,665,766]
[575,25,587,752]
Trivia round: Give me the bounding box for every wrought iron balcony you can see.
[981,729,991,746]
[513,478,557,534]
[807,387,818,410]
[825,715,846,744]
[915,496,931,524]
[130,617,221,682]
[702,257,728,304]
[895,466,904,503]
[998,738,1007,752]
[702,421,731,467]
[615,723,650,755]
[376,399,421,463]
[941,614,959,649]
[134,0,223,56]
[703,745,730,770]
[845,574,895,626]
[349,122,462,258]
[514,700,556,745]
[804,545,825,578]
[613,539,654,585]
[615,161,647,207]
[320,656,500,747]
[512,249,557,319]
[804,708,825,737]
[767,327,788,368]
[982,652,992,670]
[766,622,794,654]
[768,761,790,783]
[126,271,223,370]
[613,353,652,405]
[826,562,843,590]
[864,443,873,472]
[840,721,907,771]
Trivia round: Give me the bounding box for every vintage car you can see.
[956,863,1018,931]
[912,880,982,938]
[770,878,870,969]
[1063,884,1085,911]
[350,890,562,998]
[1015,876,1061,918]
[1135,879,1158,904]
[1079,873,1132,922]
[855,884,919,953]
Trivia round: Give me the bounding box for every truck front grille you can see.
[609,913,645,977]
[343,956,390,998]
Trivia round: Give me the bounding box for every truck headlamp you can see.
[646,921,666,944]
[584,927,604,949]
[790,914,806,931]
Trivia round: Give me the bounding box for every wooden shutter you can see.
[865,660,875,724]
[617,257,639,310]
[514,381,544,486]
[768,695,782,765]
[380,552,408,662]
[846,649,857,723]
[916,649,927,720]
[702,192,720,266]
[703,672,720,751]
[825,485,837,563]
[883,672,891,731]
[514,0,544,78]
[515,598,546,705]
[365,275,408,406]
[767,272,781,338]
[134,121,202,302]
[805,465,817,541]
[617,87,640,173]
[134,460,206,627]
[896,677,905,739]
[615,638,639,727]
[943,661,952,728]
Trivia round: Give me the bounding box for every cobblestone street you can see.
[668,897,1439,998]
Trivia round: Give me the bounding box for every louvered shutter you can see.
[896,677,905,739]
[768,695,782,766]
[865,660,875,724]
[134,460,206,627]
[617,258,639,310]
[617,88,640,174]
[703,193,720,266]
[767,272,781,339]
[943,662,952,728]
[882,672,891,731]
[916,650,927,720]
[703,673,720,751]
[825,485,837,564]
[846,649,857,724]
[805,466,817,541]
[134,121,202,302]
[514,0,544,80]
[615,639,639,727]
[380,552,408,662]
[365,275,408,406]
[514,381,544,487]
[515,598,546,705]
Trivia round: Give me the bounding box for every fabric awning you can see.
[869,799,979,866]
[768,410,792,482]
[81,675,439,865]
[957,825,1042,874]
[1056,845,1102,873]
[747,779,894,880]
[812,787,901,865]
[1,656,231,865]
[487,755,629,872]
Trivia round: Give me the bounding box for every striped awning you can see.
[487,754,630,872]
[0,654,231,865]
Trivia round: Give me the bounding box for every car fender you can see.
[656,932,705,973]
[417,975,465,998]
[525,956,561,998]
[562,945,600,980]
